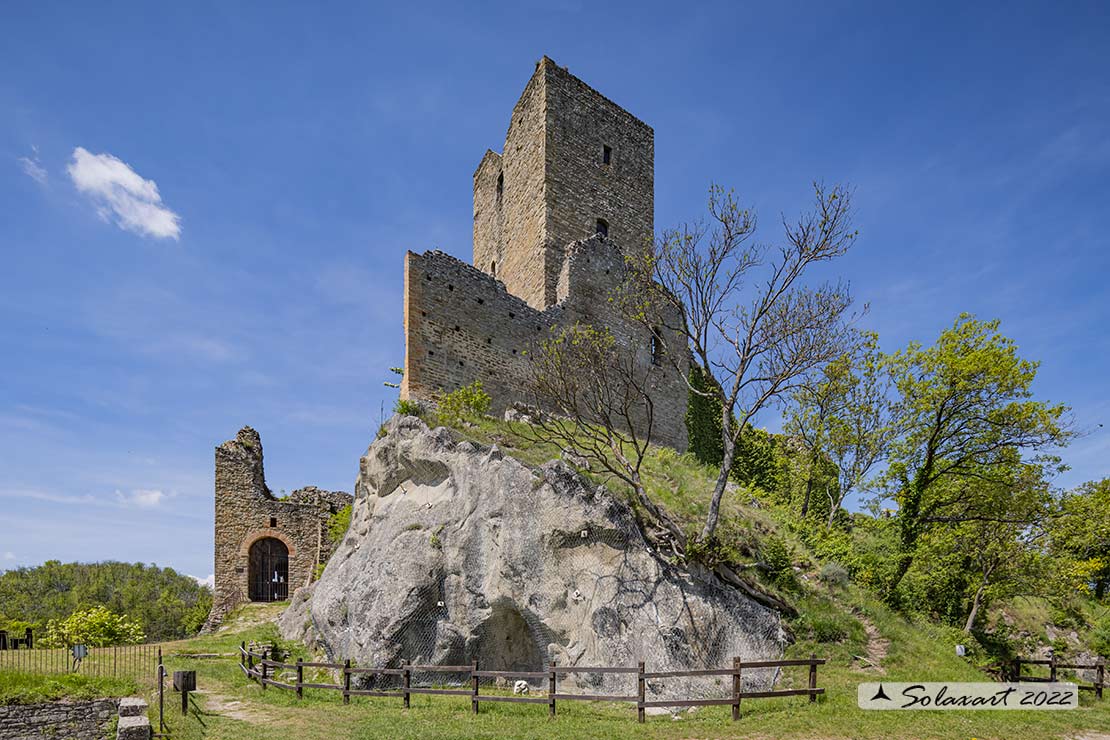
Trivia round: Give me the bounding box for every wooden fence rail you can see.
[1013,656,1106,699]
[239,643,825,722]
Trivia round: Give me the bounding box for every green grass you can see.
[0,670,138,704]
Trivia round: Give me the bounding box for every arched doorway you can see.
[248,537,289,602]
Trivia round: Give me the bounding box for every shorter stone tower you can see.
[205,426,351,630]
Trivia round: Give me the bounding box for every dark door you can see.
[248,537,289,602]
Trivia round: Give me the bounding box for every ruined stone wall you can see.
[208,427,351,629]
[0,698,118,740]
[472,151,503,279]
[401,237,687,450]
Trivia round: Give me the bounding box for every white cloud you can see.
[17,146,48,185]
[2,551,15,561]
[191,573,215,589]
[115,488,166,508]
[66,147,181,240]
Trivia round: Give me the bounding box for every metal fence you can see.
[0,642,160,685]
[239,643,825,723]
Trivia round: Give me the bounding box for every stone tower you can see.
[400,57,688,450]
[472,56,654,310]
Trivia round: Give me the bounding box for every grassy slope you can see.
[0,671,138,704]
[147,417,1110,738]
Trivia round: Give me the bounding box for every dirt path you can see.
[854,613,889,674]
[197,690,273,724]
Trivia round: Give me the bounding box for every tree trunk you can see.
[702,429,737,540]
[964,581,987,634]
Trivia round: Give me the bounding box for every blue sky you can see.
[2,2,1108,582]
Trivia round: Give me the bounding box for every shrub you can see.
[328,505,352,545]
[760,535,795,587]
[818,562,850,588]
[394,398,423,417]
[43,606,144,648]
[684,532,740,569]
[1089,614,1110,656]
[436,381,491,427]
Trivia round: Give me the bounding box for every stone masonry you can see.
[0,698,119,740]
[402,56,687,450]
[205,426,351,630]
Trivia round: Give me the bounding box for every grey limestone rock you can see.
[280,415,786,699]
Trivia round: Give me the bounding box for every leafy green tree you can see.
[881,315,1070,602]
[904,459,1054,631]
[0,561,211,641]
[42,606,145,647]
[435,381,491,427]
[1050,479,1110,600]
[786,332,894,524]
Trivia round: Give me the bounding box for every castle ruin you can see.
[206,426,351,629]
[401,57,688,449]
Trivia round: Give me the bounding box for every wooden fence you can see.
[1013,656,1106,699]
[239,644,824,722]
[0,642,160,685]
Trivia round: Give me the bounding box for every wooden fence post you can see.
[343,660,351,705]
[809,653,818,703]
[240,642,245,671]
[403,661,410,709]
[1096,657,1105,700]
[471,661,479,714]
[296,658,303,700]
[732,657,741,720]
[25,627,33,649]
[261,650,268,690]
[1050,655,1057,683]
[549,660,556,718]
[0,629,7,650]
[637,661,645,724]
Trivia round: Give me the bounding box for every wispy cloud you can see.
[2,552,15,561]
[191,573,215,589]
[67,147,181,240]
[17,146,47,185]
[115,489,167,508]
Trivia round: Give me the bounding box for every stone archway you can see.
[248,537,289,602]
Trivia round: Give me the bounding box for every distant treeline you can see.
[0,561,211,643]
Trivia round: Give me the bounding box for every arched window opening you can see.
[491,260,497,277]
[496,172,504,205]
[248,537,289,602]
[595,218,609,238]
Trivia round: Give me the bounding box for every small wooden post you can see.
[343,660,351,705]
[1096,657,1104,700]
[25,627,32,650]
[0,629,8,650]
[809,653,818,703]
[240,641,245,671]
[1050,654,1057,683]
[637,661,646,724]
[471,660,479,714]
[1011,657,1020,682]
[296,658,304,700]
[402,661,411,709]
[731,656,741,720]
[261,650,268,690]
[548,660,557,718]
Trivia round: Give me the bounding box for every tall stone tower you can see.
[472,56,654,310]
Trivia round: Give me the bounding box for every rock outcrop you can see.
[280,416,787,698]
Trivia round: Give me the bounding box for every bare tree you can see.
[624,183,859,541]
[525,323,684,550]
